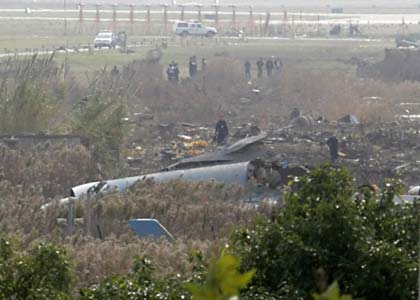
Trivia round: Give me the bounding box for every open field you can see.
[0,37,392,73]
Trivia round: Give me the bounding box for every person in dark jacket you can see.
[327,136,339,162]
[266,57,274,77]
[244,60,251,80]
[290,108,301,120]
[256,58,264,79]
[214,119,229,145]
[167,62,179,82]
[189,56,198,78]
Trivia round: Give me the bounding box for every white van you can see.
[94,31,118,48]
[174,21,217,38]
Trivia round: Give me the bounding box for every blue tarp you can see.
[129,219,174,241]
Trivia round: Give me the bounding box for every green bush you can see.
[231,165,419,300]
[0,236,73,300]
[186,252,255,300]
[79,257,189,300]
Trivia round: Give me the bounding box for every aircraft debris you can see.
[129,219,174,242]
[167,132,269,170]
[337,114,360,124]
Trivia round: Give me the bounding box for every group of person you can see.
[245,57,283,80]
[167,56,208,82]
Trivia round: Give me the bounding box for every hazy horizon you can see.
[5,0,420,8]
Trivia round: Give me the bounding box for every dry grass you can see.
[0,146,269,287]
[86,180,268,240]
[0,144,98,198]
[274,66,420,122]
[128,56,420,127]
[65,236,214,287]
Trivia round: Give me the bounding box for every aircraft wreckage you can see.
[50,132,308,207]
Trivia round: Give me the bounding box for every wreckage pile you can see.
[122,110,420,193]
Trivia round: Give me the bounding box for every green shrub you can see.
[231,165,418,300]
[0,236,73,300]
[79,256,190,300]
[186,252,255,300]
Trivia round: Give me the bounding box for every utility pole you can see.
[112,4,118,32]
[85,191,92,236]
[162,4,168,36]
[196,5,202,22]
[78,2,84,34]
[95,4,101,33]
[213,5,219,31]
[145,5,151,35]
[129,4,135,34]
[248,6,254,35]
[230,5,236,30]
[63,0,67,36]
[179,4,185,21]
[67,198,74,236]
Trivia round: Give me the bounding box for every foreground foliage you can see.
[0,166,418,300]
[232,166,419,300]
[186,252,255,300]
[0,237,73,300]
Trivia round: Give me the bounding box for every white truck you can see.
[174,21,217,38]
[94,31,118,48]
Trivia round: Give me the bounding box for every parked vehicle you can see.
[174,21,217,38]
[94,31,118,48]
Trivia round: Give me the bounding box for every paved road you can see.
[1,8,420,25]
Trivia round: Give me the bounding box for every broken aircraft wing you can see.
[167,132,269,170]
[225,132,268,153]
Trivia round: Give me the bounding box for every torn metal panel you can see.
[128,219,174,241]
[225,132,267,153]
[167,132,270,170]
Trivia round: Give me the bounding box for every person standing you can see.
[167,62,179,82]
[201,58,207,72]
[173,63,180,82]
[214,118,229,145]
[244,60,251,80]
[275,57,283,72]
[256,58,264,79]
[111,65,120,76]
[290,108,301,120]
[189,56,198,78]
[266,57,274,77]
[326,136,339,162]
